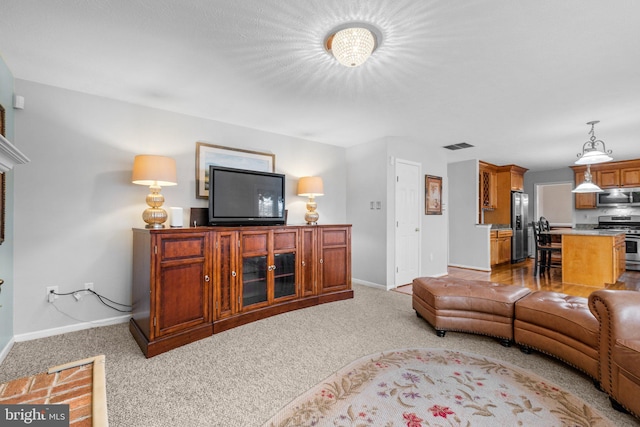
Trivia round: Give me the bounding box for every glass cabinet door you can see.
[273,252,296,299]
[242,255,268,307]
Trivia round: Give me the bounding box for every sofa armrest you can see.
[589,290,640,393]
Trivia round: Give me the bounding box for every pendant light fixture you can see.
[572,120,613,193]
[575,120,613,165]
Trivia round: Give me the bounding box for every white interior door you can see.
[394,159,421,288]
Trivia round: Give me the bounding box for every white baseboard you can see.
[0,336,15,365]
[447,263,491,272]
[14,315,131,343]
[352,278,387,290]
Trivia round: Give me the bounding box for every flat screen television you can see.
[208,166,286,226]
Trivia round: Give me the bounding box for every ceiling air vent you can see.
[443,142,474,151]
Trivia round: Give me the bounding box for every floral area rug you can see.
[263,348,613,427]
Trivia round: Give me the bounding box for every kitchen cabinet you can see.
[621,167,640,187]
[130,225,352,357]
[490,229,513,266]
[559,231,625,286]
[572,160,640,209]
[572,167,597,209]
[479,161,498,213]
[597,169,620,188]
[482,163,528,225]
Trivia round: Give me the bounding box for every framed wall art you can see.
[425,175,442,215]
[196,142,275,199]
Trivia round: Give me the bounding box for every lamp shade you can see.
[572,181,603,193]
[132,155,177,186]
[297,176,324,196]
[574,149,613,165]
[331,27,375,67]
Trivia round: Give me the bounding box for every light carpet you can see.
[264,348,613,427]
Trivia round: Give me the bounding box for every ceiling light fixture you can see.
[325,24,380,67]
[572,120,614,193]
[571,164,603,193]
[575,120,613,165]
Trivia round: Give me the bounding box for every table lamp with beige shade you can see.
[132,154,177,228]
[297,176,324,225]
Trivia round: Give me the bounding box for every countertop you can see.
[544,229,625,236]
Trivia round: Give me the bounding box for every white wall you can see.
[346,137,449,289]
[13,80,347,337]
[346,138,387,286]
[0,56,16,359]
[447,159,491,270]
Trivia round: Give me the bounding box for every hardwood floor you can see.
[395,258,640,298]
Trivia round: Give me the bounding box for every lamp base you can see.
[305,199,319,225]
[142,185,168,228]
[143,207,168,228]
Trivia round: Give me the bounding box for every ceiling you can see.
[1,0,639,172]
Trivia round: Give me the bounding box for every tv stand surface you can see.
[130,224,352,357]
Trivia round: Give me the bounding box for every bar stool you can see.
[532,221,561,275]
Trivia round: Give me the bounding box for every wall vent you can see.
[443,142,474,151]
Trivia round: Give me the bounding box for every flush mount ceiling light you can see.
[575,120,613,165]
[325,24,380,67]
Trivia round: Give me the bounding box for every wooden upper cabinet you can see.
[479,161,497,211]
[597,169,620,188]
[621,167,640,187]
[507,166,528,191]
[573,159,640,194]
[572,167,597,209]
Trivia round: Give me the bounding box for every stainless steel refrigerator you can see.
[511,191,529,262]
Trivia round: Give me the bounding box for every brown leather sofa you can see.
[589,289,640,418]
[413,277,640,419]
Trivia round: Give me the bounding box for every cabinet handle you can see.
[301,261,306,267]
[204,275,210,282]
[272,264,276,271]
[320,259,323,264]
[232,271,237,277]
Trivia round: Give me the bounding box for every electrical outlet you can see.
[84,282,94,291]
[46,286,59,303]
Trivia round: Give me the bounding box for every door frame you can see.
[393,158,422,289]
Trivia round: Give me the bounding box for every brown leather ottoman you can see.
[514,291,599,380]
[412,277,531,346]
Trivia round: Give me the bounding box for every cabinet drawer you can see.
[241,232,268,253]
[321,229,349,246]
[273,230,297,251]
[497,230,513,238]
[159,235,206,261]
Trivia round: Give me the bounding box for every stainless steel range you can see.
[595,215,640,271]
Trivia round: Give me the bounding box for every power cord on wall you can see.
[51,289,132,312]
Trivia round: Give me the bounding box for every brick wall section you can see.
[0,364,93,426]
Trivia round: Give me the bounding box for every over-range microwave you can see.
[597,188,640,207]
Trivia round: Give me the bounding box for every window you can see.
[535,182,573,226]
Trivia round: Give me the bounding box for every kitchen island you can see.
[546,229,626,287]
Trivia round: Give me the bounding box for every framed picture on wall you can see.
[425,175,442,215]
[195,142,275,199]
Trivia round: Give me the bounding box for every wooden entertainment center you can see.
[130,224,352,357]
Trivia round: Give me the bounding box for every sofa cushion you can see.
[413,277,530,317]
[515,291,598,347]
